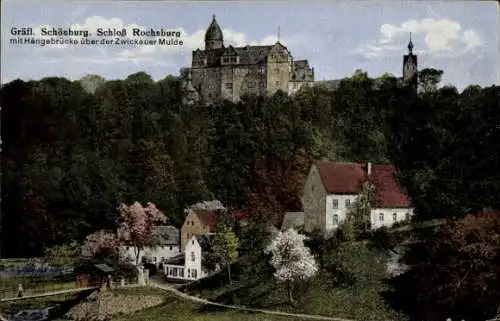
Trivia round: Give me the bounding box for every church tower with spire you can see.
[402,33,418,90]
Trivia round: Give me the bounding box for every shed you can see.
[75,262,114,288]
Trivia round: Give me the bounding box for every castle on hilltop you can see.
[180,16,418,105]
[181,15,315,105]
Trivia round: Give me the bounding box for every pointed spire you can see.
[212,14,216,21]
[277,26,281,43]
[408,32,414,54]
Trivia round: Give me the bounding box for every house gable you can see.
[180,210,206,251]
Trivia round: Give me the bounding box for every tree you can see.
[418,68,443,93]
[44,242,80,267]
[386,210,500,321]
[81,230,122,261]
[341,181,377,241]
[117,202,167,264]
[79,74,105,94]
[211,226,240,284]
[264,229,318,304]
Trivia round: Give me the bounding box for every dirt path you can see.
[149,279,355,321]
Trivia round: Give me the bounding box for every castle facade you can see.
[181,15,315,105]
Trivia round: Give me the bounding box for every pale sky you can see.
[1,1,498,91]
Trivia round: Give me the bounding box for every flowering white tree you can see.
[117,201,167,265]
[185,200,225,213]
[264,228,318,304]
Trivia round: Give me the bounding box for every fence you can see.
[0,274,78,299]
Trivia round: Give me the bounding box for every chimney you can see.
[367,162,372,176]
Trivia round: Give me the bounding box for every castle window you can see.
[332,199,338,209]
[208,84,215,90]
[393,213,397,221]
[379,213,384,221]
[248,82,256,88]
[345,199,351,208]
[275,81,280,87]
[231,57,237,63]
[222,57,229,63]
[333,214,339,225]
[225,83,233,90]
[191,252,195,262]
[405,212,411,220]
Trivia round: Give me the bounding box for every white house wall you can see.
[122,245,180,265]
[369,208,414,229]
[184,237,203,279]
[325,194,358,234]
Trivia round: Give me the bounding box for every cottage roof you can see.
[153,225,179,245]
[196,210,218,231]
[94,263,114,273]
[314,161,411,208]
[315,161,366,194]
[370,165,411,208]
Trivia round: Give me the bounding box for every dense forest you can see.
[1,69,499,259]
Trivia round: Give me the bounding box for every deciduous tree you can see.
[211,226,240,284]
[117,202,167,264]
[264,229,318,304]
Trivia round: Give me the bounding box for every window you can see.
[393,213,397,221]
[311,184,315,192]
[225,83,233,90]
[345,199,351,208]
[187,269,192,278]
[192,269,198,279]
[169,246,172,251]
[275,81,280,87]
[379,213,384,221]
[332,199,338,209]
[208,84,215,90]
[405,212,411,220]
[153,257,157,263]
[191,251,195,262]
[161,257,165,262]
[248,82,256,88]
[333,214,339,225]
[192,239,195,245]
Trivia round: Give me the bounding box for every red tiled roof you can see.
[315,160,412,208]
[370,164,411,208]
[232,211,251,221]
[315,161,366,194]
[195,210,218,231]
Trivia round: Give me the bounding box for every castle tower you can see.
[402,33,418,90]
[205,15,224,50]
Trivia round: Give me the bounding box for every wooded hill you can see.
[1,69,499,258]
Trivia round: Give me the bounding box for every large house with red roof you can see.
[301,161,414,235]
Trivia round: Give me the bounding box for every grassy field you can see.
[112,289,305,321]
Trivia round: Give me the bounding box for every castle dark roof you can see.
[205,15,223,42]
[234,45,274,65]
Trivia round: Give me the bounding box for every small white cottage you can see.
[163,235,211,281]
